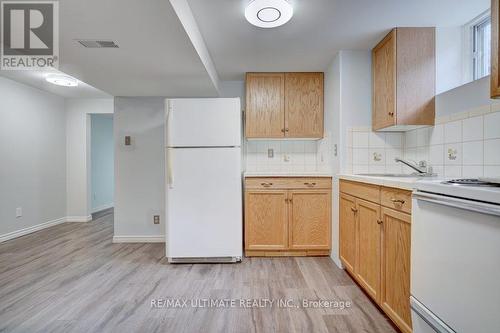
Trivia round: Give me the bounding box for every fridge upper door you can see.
[166,147,242,258]
[166,98,241,147]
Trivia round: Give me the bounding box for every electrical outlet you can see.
[153,215,160,224]
[16,207,22,218]
[283,154,290,162]
[267,148,274,158]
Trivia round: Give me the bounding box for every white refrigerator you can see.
[165,98,242,263]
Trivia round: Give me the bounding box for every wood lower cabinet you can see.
[245,72,324,139]
[381,207,412,333]
[245,191,288,250]
[339,179,412,333]
[339,194,357,273]
[289,190,331,250]
[355,199,382,303]
[245,177,331,256]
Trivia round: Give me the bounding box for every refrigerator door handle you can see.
[167,149,174,189]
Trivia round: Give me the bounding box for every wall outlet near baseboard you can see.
[153,215,160,224]
[16,207,22,218]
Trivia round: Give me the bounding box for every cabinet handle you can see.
[304,182,317,187]
[377,220,383,225]
[281,128,285,133]
[388,111,394,117]
[285,128,289,132]
[351,207,358,213]
[261,182,273,187]
[390,198,405,204]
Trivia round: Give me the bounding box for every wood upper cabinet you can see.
[245,72,324,139]
[339,193,357,273]
[244,177,332,256]
[356,199,382,303]
[492,0,500,98]
[380,207,412,333]
[372,28,436,131]
[244,190,288,250]
[245,73,285,138]
[285,73,324,138]
[289,190,331,250]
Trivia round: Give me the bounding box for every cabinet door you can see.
[492,0,500,98]
[380,208,412,333]
[356,199,382,302]
[372,30,396,130]
[289,190,331,250]
[245,73,285,138]
[244,191,288,250]
[284,73,324,138]
[339,193,357,273]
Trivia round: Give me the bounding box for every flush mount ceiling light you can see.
[45,74,78,87]
[245,0,293,28]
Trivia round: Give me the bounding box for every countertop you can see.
[244,172,333,178]
[336,174,434,191]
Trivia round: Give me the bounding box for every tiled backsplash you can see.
[346,109,500,178]
[245,140,319,173]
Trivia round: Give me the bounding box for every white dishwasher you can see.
[412,179,500,333]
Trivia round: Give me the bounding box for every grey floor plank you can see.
[0,214,396,333]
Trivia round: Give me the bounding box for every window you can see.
[472,17,491,80]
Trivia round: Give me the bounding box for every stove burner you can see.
[443,179,500,187]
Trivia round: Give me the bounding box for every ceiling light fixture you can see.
[45,74,79,87]
[245,0,293,28]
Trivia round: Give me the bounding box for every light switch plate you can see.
[16,207,22,218]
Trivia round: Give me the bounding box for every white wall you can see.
[66,99,113,221]
[0,77,66,240]
[91,114,114,212]
[436,27,465,94]
[113,97,165,239]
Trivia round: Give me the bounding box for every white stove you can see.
[411,179,500,333]
[414,179,500,205]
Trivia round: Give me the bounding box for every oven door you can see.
[411,191,500,333]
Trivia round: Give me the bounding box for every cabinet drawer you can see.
[340,180,380,204]
[245,177,332,190]
[381,187,412,214]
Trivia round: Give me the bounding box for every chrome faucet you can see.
[395,158,431,175]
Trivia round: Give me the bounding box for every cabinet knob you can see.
[377,220,383,225]
[281,128,285,133]
[351,207,358,213]
[388,111,394,117]
[285,128,289,132]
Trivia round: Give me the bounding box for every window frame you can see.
[462,10,491,82]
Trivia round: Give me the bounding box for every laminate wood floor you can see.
[0,213,396,333]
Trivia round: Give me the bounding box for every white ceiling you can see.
[188,0,490,80]
[2,0,219,98]
[0,69,111,98]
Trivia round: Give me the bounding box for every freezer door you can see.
[166,98,241,147]
[166,147,242,258]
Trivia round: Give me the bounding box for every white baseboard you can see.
[91,203,114,214]
[112,235,165,243]
[0,217,67,243]
[66,215,92,222]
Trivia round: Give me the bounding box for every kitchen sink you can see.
[356,173,436,178]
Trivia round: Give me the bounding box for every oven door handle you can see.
[413,191,500,217]
[410,296,456,333]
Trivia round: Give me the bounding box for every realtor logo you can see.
[1,1,59,70]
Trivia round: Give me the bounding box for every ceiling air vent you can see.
[77,40,119,48]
